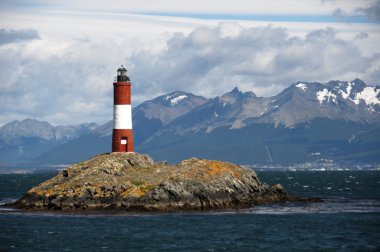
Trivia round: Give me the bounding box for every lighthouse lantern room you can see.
[112,65,134,152]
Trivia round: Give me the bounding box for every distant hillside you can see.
[3,78,380,166]
[0,119,97,165]
[139,119,380,164]
[31,91,208,165]
[139,79,380,164]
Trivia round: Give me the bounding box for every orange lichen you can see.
[202,160,240,178]
[123,187,145,197]
[120,183,155,198]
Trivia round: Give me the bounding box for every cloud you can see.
[331,0,380,23]
[0,5,379,126]
[0,38,120,126]
[130,23,379,100]
[0,28,40,45]
[331,8,350,22]
[354,32,369,40]
[356,0,380,21]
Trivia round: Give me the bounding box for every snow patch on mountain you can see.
[317,89,337,104]
[296,83,307,91]
[165,93,188,105]
[353,87,380,106]
[339,82,352,99]
[170,95,187,105]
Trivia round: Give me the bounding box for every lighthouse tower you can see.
[112,65,133,152]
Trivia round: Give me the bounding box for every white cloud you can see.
[0,1,379,126]
[131,23,380,100]
[356,0,380,21]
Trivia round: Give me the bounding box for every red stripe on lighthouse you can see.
[112,129,133,152]
[114,82,131,104]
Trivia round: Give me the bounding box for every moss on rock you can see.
[11,152,312,211]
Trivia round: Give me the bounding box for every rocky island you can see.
[11,153,316,211]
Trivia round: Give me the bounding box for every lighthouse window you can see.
[121,138,127,145]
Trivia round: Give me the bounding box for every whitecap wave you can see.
[245,198,380,215]
[0,198,18,205]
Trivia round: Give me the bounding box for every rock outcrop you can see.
[12,153,312,211]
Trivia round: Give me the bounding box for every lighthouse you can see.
[112,65,134,152]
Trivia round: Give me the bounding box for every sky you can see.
[0,0,379,126]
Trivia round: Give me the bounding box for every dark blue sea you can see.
[0,170,379,251]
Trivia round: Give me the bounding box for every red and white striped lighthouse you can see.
[112,65,134,152]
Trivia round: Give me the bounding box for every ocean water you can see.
[0,170,379,251]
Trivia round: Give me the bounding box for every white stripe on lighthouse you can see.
[113,104,132,129]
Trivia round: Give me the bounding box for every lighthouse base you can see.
[112,129,133,152]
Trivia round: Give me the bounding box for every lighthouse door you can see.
[120,137,128,152]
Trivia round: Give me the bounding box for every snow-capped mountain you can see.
[161,79,380,134]
[256,79,380,127]
[133,90,208,126]
[4,78,379,166]
[31,91,208,165]
[166,87,269,133]
[326,79,380,111]
[138,79,380,164]
[93,91,208,141]
[132,91,208,142]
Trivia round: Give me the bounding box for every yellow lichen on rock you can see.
[10,152,302,211]
[201,160,241,178]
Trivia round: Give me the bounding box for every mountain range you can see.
[1,79,379,166]
[0,119,98,165]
